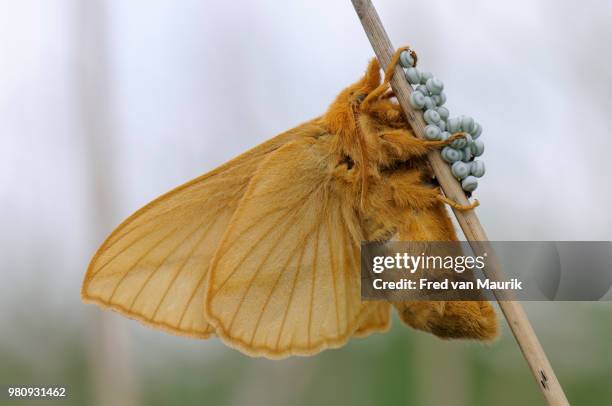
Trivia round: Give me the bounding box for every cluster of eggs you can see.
[400,51,485,193]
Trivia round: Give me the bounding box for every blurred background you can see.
[1,0,611,404]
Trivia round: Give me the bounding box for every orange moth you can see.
[81,56,497,359]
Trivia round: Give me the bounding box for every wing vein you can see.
[106,202,228,257]
[273,230,309,350]
[126,221,202,312]
[341,219,358,322]
[327,210,341,334]
[105,203,196,249]
[338,219,351,326]
[226,210,303,331]
[212,205,294,295]
[249,222,318,346]
[150,217,214,320]
[175,215,225,327]
[307,221,321,347]
[93,227,164,278]
[105,226,179,302]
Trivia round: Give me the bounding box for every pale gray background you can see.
[1,1,611,405]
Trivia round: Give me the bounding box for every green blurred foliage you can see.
[2,306,611,406]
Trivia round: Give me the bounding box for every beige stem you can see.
[350,1,569,404]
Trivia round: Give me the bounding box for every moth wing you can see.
[354,302,391,338]
[205,137,369,358]
[81,130,298,338]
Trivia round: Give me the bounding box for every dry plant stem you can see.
[350,1,569,405]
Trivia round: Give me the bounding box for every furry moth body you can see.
[81,59,497,358]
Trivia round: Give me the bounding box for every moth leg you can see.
[367,102,405,126]
[386,177,443,211]
[380,129,464,160]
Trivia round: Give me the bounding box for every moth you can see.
[81,56,498,359]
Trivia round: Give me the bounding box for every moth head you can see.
[323,58,382,140]
[348,58,383,105]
